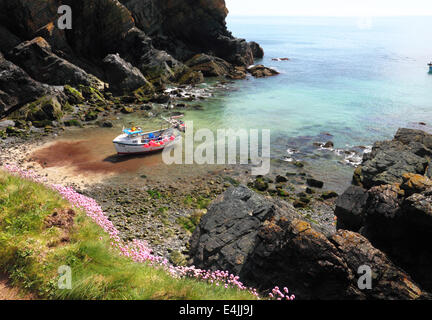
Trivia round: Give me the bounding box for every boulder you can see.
[185,54,232,77]
[248,41,264,59]
[323,141,334,148]
[13,95,63,122]
[102,53,152,94]
[135,47,187,84]
[306,178,324,188]
[7,37,105,89]
[247,65,279,78]
[275,175,288,183]
[335,186,368,231]
[401,173,432,196]
[0,53,55,117]
[337,128,432,292]
[355,129,430,189]
[189,186,425,299]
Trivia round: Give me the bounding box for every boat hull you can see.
[113,136,181,155]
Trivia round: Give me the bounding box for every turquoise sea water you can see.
[183,16,432,190]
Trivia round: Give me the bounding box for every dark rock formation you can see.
[248,41,264,59]
[247,65,279,78]
[7,37,104,89]
[190,185,425,299]
[353,128,430,189]
[186,54,232,78]
[102,53,151,94]
[120,0,255,66]
[306,178,324,188]
[334,185,368,231]
[336,128,432,292]
[0,0,268,117]
[0,53,52,117]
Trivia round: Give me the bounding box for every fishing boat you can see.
[113,116,185,155]
[113,126,179,155]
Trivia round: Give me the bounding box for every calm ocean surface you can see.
[183,16,432,190]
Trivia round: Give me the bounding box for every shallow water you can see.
[184,16,432,189]
[31,17,432,192]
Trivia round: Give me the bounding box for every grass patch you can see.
[0,170,256,300]
[177,210,207,234]
[147,189,163,199]
[183,195,211,210]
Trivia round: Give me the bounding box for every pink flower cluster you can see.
[269,286,295,300]
[3,164,294,300]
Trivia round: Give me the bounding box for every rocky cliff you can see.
[335,128,432,292]
[0,0,266,118]
[189,128,432,300]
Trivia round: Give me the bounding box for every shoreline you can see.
[0,124,338,260]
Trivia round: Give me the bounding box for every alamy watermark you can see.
[357,265,372,290]
[58,5,72,30]
[162,121,271,176]
[58,265,72,290]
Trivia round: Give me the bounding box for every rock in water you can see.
[247,65,280,78]
[185,54,232,78]
[248,41,264,59]
[189,185,425,299]
[306,178,324,188]
[354,128,430,189]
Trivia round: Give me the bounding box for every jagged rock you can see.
[7,37,105,89]
[226,66,247,80]
[185,54,231,77]
[13,95,63,122]
[248,41,264,59]
[176,69,204,85]
[355,129,430,189]
[189,186,425,299]
[103,53,152,94]
[136,47,187,83]
[0,0,265,115]
[64,85,85,105]
[401,173,432,196]
[121,0,256,66]
[0,53,53,117]
[247,65,279,78]
[335,186,369,231]
[337,128,432,292]
[394,128,432,154]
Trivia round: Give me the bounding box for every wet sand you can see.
[3,127,229,189]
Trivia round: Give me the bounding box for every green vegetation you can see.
[0,170,256,300]
[147,189,163,199]
[177,210,207,234]
[183,195,211,210]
